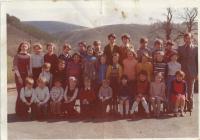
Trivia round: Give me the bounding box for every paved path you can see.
[7,89,199,139]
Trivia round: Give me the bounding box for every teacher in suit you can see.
[178,32,198,110]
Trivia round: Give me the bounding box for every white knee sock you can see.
[142,100,149,113]
[131,101,138,114]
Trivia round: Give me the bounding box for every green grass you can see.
[7,55,14,83]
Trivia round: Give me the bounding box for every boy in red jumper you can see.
[80,78,96,118]
[171,70,187,117]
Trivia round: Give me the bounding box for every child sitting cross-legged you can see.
[149,72,166,118]
[34,77,50,120]
[50,79,64,118]
[79,77,96,119]
[130,70,150,118]
[19,77,35,119]
[118,75,132,118]
[98,79,113,117]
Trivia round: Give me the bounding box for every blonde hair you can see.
[25,77,34,85]
[33,43,43,50]
[42,62,51,69]
[37,77,47,84]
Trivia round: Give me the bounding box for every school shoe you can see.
[180,111,186,117]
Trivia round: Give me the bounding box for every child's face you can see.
[166,44,172,50]
[140,42,148,48]
[84,80,91,88]
[122,78,128,85]
[112,55,119,63]
[21,43,29,52]
[87,48,94,56]
[34,46,41,54]
[69,79,77,88]
[38,81,46,88]
[43,67,50,72]
[122,38,129,44]
[47,45,54,53]
[63,47,70,54]
[156,54,163,62]
[155,75,162,83]
[154,43,161,49]
[102,80,109,87]
[73,55,80,63]
[127,51,134,59]
[54,81,62,87]
[176,74,183,82]
[100,56,106,64]
[79,44,86,52]
[109,37,115,44]
[139,74,147,81]
[26,83,33,89]
[171,55,178,61]
[58,62,65,70]
[94,45,101,52]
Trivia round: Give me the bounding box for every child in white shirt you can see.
[19,77,35,119]
[39,62,52,88]
[34,77,50,119]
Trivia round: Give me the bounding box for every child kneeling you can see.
[34,77,50,119]
[50,79,64,117]
[171,70,187,117]
[19,77,35,119]
[130,70,150,118]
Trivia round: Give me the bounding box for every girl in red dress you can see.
[13,42,31,116]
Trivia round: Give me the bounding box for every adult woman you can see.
[13,41,31,116]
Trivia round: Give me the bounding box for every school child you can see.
[137,37,151,62]
[39,62,52,88]
[50,79,64,117]
[130,70,150,118]
[79,78,96,118]
[136,52,153,81]
[93,40,103,58]
[58,43,72,68]
[103,33,120,65]
[66,52,82,86]
[19,77,35,119]
[13,41,31,116]
[53,59,67,88]
[152,39,164,61]
[164,40,175,63]
[98,79,113,116]
[119,33,134,64]
[96,55,108,86]
[78,41,87,58]
[106,52,122,113]
[118,75,132,118]
[122,49,138,83]
[171,70,187,117]
[149,72,166,118]
[82,45,97,84]
[30,43,44,87]
[167,50,181,111]
[153,51,168,79]
[63,76,79,117]
[44,42,58,74]
[34,77,50,119]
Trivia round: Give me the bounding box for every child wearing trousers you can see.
[118,75,132,118]
[50,79,64,117]
[34,77,50,119]
[130,70,150,118]
[98,79,113,117]
[19,77,35,119]
[149,72,166,118]
[171,70,187,117]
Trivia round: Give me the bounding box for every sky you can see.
[6,0,199,28]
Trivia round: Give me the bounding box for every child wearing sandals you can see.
[19,77,35,119]
[50,79,64,117]
[118,75,132,118]
[149,72,166,118]
[130,70,150,118]
[171,70,187,117]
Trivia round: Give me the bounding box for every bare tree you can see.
[163,8,173,40]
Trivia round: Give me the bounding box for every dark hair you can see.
[138,70,148,77]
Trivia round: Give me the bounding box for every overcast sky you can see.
[6,0,198,28]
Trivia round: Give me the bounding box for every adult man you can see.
[93,40,103,58]
[103,33,120,65]
[178,32,198,110]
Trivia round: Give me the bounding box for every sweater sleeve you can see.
[34,88,40,103]
[58,88,64,102]
[43,87,50,104]
[70,88,78,101]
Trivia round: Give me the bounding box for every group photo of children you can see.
[13,32,198,121]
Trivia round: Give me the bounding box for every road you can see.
[7,88,199,139]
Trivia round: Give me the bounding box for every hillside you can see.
[24,21,87,34]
